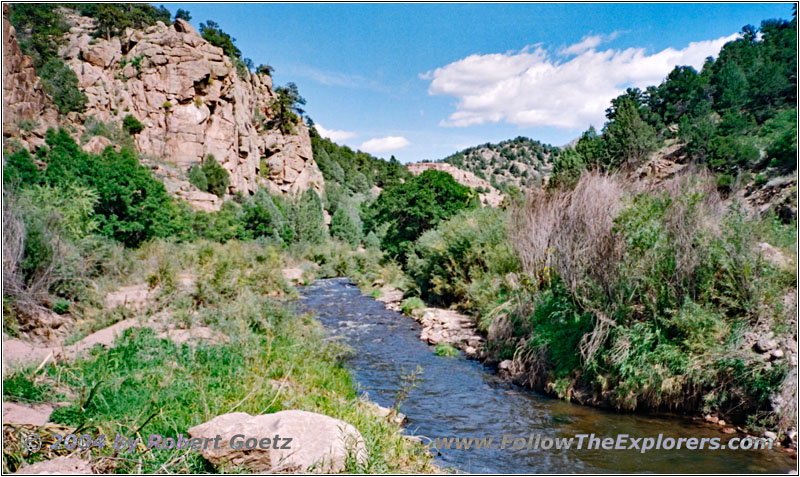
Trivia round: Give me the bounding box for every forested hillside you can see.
[439,137,561,191]
[551,16,796,194]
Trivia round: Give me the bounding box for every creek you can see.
[296,278,795,473]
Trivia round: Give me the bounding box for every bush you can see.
[188,164,208,191]
[716,173,734,193]
[122,114,144,135]
[199,155,229,197]
[407,207,519,313]
[365,170,478,259]
[27,129,178,247]
[400,297,424,316]
[330,205,362,248]
[504,170,789,417]
[292,189,326,244]
[39,58,87,114]
[241,189,289,242]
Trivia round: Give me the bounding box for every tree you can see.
[122,114,144,135]
[200,155,230,197]
[602,96,658,169]
[293,189,326,244]
[38,58,87,114]
[549,148,585,189]
[365,170,478,259]
[174,9,192,21]
[267,83,306,135]
[330,206,362,247]
[256,64,275,76]
[242,189,288,241]
[199,20,241,60]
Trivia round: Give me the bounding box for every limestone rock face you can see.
[188,410,367,473]
[407,162,504,207]
[1,5,58,147]
[13,12,322,204]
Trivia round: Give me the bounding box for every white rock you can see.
[188,410,367,473]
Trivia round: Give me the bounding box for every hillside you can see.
[436,136,562,191]
[3,4,323,211]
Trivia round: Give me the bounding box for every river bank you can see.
[299,277,797,473]
[357,279,799,457]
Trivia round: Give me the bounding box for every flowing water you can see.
[296,278,795,473]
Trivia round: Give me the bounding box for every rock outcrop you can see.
[1,5,58,148]
[58,17,323,199]
[2,9,323,208]
[407,162,504,207]
[188,410,367,473]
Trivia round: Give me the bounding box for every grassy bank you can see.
[2,240,435,473]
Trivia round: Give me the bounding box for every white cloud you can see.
[360,136,411,154]
[423,33,739,130]
[558,32,621,56]
[315,123,356,142]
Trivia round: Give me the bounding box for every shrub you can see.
[434,343,459,357]
[330,205,362,248]
[716,173,734,193]
[407,207,519,313]
[400,297,424,316]
[200,155,230,197]
[365,170,478,259]
[292,189,326,244]
[188,164,208,191]
[122,114,144,135]
[38,58,87,114]
[241,189,289,242]
[364,231,381,249]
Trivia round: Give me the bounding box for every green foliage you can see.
[407,207,519,312]
[79,3,171,40]
[364,231,381,249]
[174,8,192,22]
[3,373,53,402]
[400,297,424,316]
[602,94,658,169]
[330,205,362,248]
[434,343,459,357]
[570,18,796,177]
[7,4,66,67]
[199,20,242,60]
[19,128,178,247]
[549,148,586,189]
[716,173,734,193]
[310,130,410,194]
[267,83,305,135]
[3,148,43,188]
[241,189,290,243]
[187,164,208,192]
[121,114,143,135]
[38,58,87,114]
[366,170,478,259]
[438,136,560,189]
[293,189,326,244]
[199,155,230,198]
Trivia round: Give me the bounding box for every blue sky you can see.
[162,3,793,162]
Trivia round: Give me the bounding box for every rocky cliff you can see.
[3,9,324,210]
[407,162,504,207]
[1,6,58,148]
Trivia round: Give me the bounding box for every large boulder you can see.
[16,456,93,474]
[188,410,367,473]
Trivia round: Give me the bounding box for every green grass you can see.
[400,297,424,316]
[9,240,435,474]
[433,343,458,358]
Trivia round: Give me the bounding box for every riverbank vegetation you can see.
[2,129,434,472]
[356,16,797,438]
